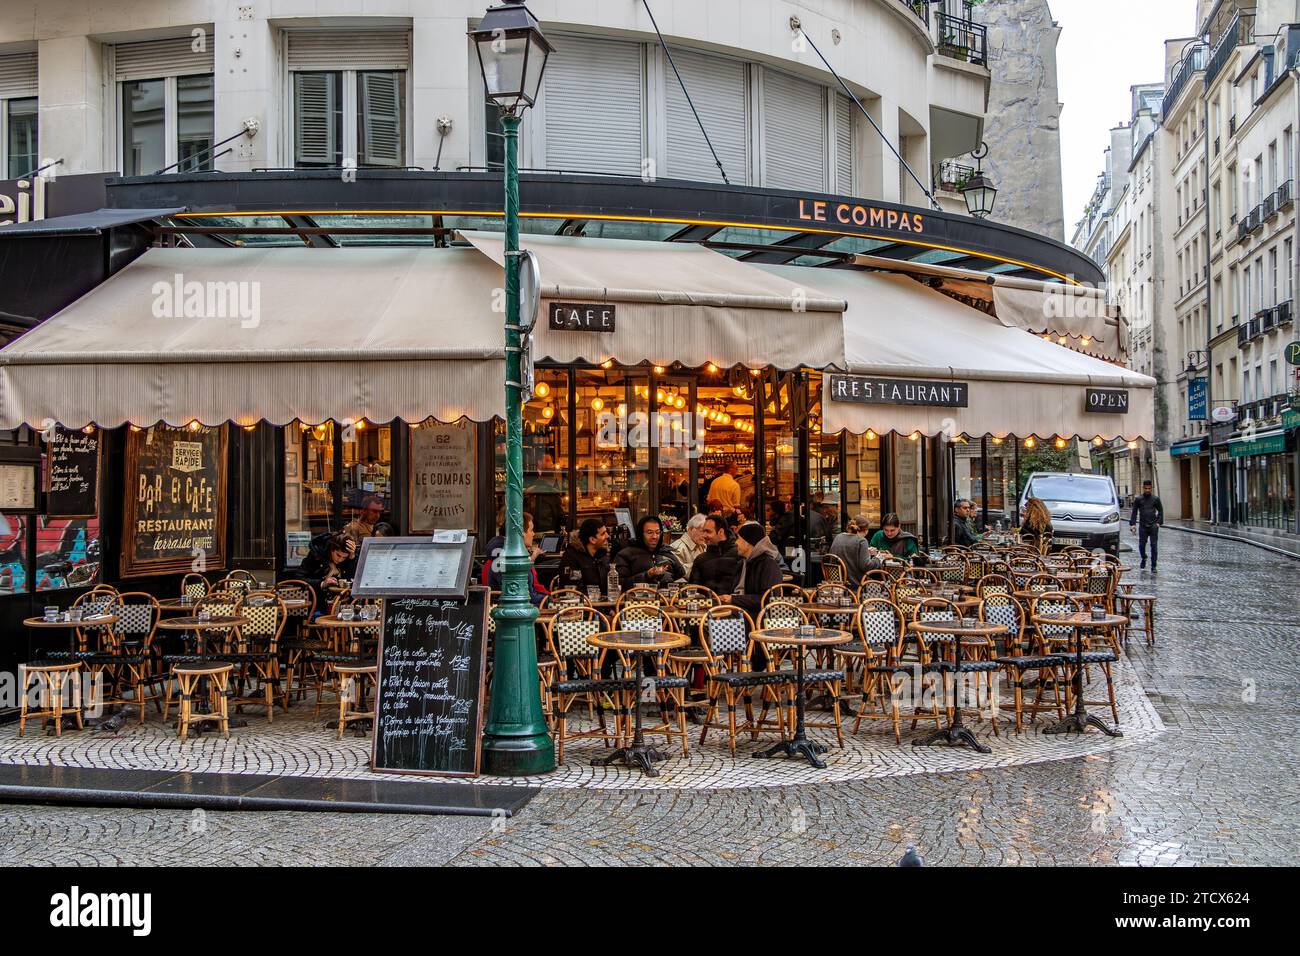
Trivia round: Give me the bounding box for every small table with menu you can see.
[587,629,688,776]
[750,627,851,769]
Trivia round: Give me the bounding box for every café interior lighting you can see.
[534,381,550,399]
[1024,436,1036,448]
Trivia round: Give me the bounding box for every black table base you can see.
[756,737,829,768]
[1042,710,1122,737]
[912,724,991,753]
[592,741,669,776]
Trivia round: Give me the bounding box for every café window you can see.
[287,31,410,169]
[807,376,842,542]
[114,38,214,176]
[3,96,37,179]
[284,419,393,564]
[500,369,570,536]
[845,431,883,530]
[760,371,797,526]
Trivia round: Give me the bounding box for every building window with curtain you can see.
[3,96,37,178]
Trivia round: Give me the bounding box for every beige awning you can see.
[460,231,847,370]
[0,246,507,428]
[757,265,1154,441]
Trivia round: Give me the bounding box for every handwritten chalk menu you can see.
[46,427,100,517]
[372,590,489,777]
[121,424,228,578]
[408,422,476,533]
[351,536,475,598]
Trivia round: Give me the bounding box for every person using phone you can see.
[613,515,684,589]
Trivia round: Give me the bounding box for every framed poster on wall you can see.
[121,424,228,578]
[408,421,477,533]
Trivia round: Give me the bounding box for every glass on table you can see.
[43,606,59,622]
[586,586,602,603]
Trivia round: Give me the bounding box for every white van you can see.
[1019,472,1121,554]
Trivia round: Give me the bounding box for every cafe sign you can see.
[548,302,616,333]
[1085,388,1129,414]
[828,374,968,407]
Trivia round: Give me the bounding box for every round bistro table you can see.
[906,620,1008,754]
[23,614,118,655]
[750,627,851,769]
[1031,611,1127,738]
[587,630,688,776]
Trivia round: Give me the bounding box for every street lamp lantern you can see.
[472,1,556,776]
[471,0,553,114]
[961,142,998,219]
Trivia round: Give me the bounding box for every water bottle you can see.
[606,566,620,598]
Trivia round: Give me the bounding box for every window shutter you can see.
[544,35,644,176]
[114,37,214,81]
[0,53,37,98]
[835,93,855,195]
[665,49,748,185]
[294,73,338,166]
[762,69,827,191]
[286,30,410,70]
[359,72,404,167]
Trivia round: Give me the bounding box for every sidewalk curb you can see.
[1163,523,1300,561]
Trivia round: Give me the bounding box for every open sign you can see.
[1085,388,1128,413]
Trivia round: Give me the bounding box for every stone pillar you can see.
[862,95,901,203]
[36,36,103,175]
[213,19,277,172]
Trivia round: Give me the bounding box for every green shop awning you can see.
[1170,437,1207,457]
[1228,430,1289,458]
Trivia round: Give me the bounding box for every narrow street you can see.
[3,529,1295,867]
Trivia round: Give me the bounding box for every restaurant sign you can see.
[1187,378,1207,421]
[828,374,968,407]
[548,302,616,333]
[1085,388,1129,414]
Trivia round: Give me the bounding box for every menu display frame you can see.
[350,536,475,599]
[0,458,40,514]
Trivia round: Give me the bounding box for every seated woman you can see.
[299,533,357,608]
[868,513,920,561]
[1019,497,1054,552]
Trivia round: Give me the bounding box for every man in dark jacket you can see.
[689,514,742,594]
[299,533,357,607]
[722,522,784,617]
[1129,480,1164,572]
[613,515,684,588]
[556,518,612,593]
[952,499,982,547]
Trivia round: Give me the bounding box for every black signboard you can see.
[1085,388,1130,414]
[121,424,227,578]
[45,427,100,518]
[827,374,969,407]
[351,537,474,598]
[372,589,489,777]
[548,301,616,332]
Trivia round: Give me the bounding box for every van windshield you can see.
[1027,476,1115,505]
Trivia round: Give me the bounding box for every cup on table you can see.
[339,606,356,622]
[639,628,654,644]
[798,623,815,638]
[68,608,83,623]
[359,606,376,621]
[43,606,59,622]
[197,608,211,622]
[1090,606,1106,621]
[961,618,976,629]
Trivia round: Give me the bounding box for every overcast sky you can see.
[1054,0,1195,238]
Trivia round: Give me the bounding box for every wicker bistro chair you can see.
[890,578,926,607]
[544,608,625,764]
[18,660,85,736]
[985,595,1065,733]
[70,589,119,653]
[87,592,165,723]
[1030,595,1121,724]
[216,574,254,596]
[226,592,287,722]
[699,610,799,755]
[819,552,848,584]
[273,579,317,702]
[857,570,892,600]
[976,573,1014,601]
[541,587,590,611]
[181,572,210,603]
[617,585,662,609]
[842,599,935,743]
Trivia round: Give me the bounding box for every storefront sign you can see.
[827,374,968,407]
[1210,405,1236,423]
[408,422,476,533]
[121,424,227,578]
[548,302,616,332]
[1229,433,1288,458]
[796,198,926,234]
[1285,341,1300,365]
[371,589,489,777]
[1188,378,1207,421]
[1085,388,1129,414]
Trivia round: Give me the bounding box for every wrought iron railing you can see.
[936,159,975,191]
[1166,44,1206,108]
[1207,13,1254,85]
[935,11,987,66]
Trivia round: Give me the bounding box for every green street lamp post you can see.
[471,0,556,776]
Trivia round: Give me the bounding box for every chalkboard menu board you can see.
[46,427,100,518]
[121,424,228,578]
[372,589,489,777]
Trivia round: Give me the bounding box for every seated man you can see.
[613,515,684,588]
[556,518,612,594]
[689,514,742,594]
[951,498,984,547]
[481,512,548,605]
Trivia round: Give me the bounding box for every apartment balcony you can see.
[1237,322,1249,346]
[1247,205,1264,232]
[935,159,975,192]
[1277,179,1294,209]
[1166,43,1206,108]
[904,1,930,24]
[1278,299,1294,326]
[1236,218,1250,244]
[934,11,988,66]
[1207,13,1255,86]
[1260,306,1276,332]
[1264,192,1279,219]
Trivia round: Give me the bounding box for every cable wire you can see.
[640,0,730,185]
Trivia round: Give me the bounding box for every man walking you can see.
[1129,479,1164,572]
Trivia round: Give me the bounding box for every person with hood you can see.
[689,513,742,593]
[868,513,920,560]
[613,514,684,588]
[480,512,548,605]
[299,533,357,606]
[556,517,612,593]
[720,522,784,618]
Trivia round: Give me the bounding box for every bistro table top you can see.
[1114,591,1157,602]
[798,602,860,615]
[1032,611,1128,628]
[158,596,310,611]
[587,630,688,652]
[158,615,244,629]
[908,620,1008,637]
[315,614,381,628]
[1014,589,1097,602]
[23,614,116,628]
[664,606,713,618]
[751,627,851,648]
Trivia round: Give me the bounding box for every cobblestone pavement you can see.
[1,530,1295,865]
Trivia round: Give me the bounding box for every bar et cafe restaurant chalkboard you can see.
[121,424,228,578]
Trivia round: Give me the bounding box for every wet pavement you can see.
[2,529,1296,866]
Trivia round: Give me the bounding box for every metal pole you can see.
[481,111,555,776]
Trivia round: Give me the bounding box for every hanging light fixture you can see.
[960,142,998,219]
